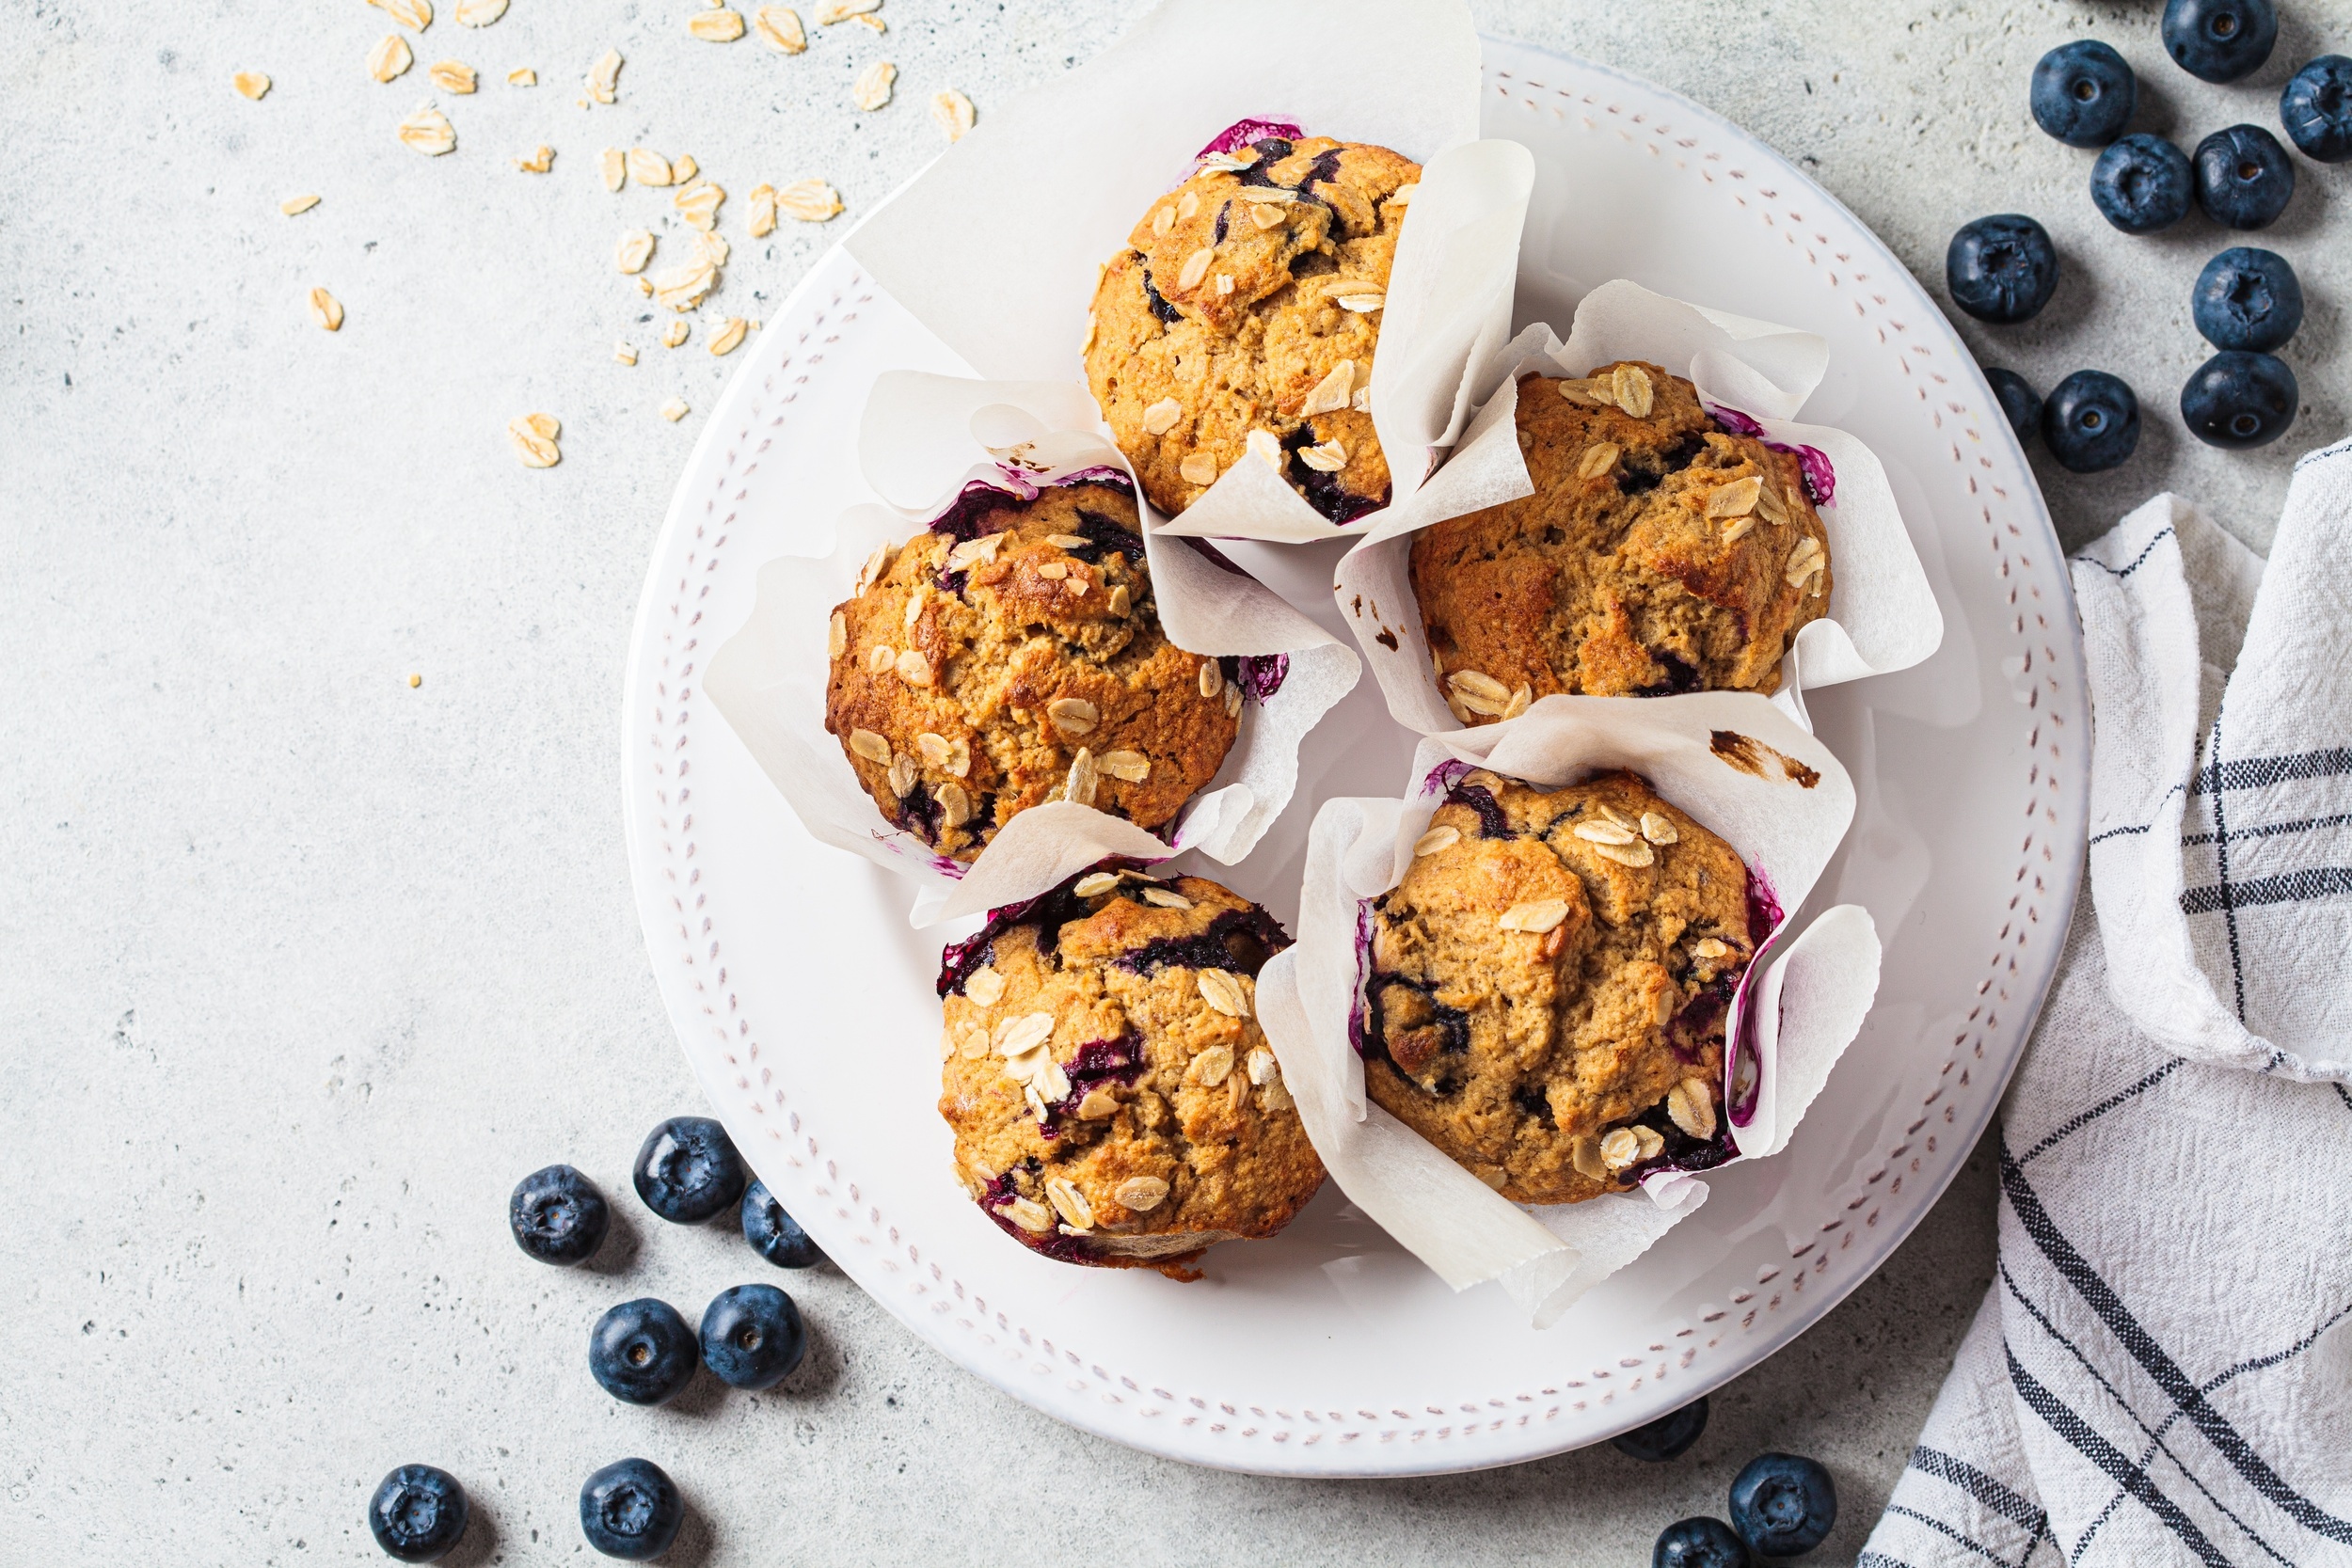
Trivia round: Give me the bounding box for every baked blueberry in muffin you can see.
[1084,132,1420,525]
[937,864,1322,1277]
[1410,361,1835,714]
[824,477,1242,861]
[1360,768,1761,1204]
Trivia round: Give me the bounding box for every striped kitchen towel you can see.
[1863,438,2352,1568]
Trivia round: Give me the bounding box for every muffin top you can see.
[1084,134,1420,525]
[1362,768,1760,1205]
[824,479,1240,863]
[1411,360,1834,713]
[938,867,1321,1278]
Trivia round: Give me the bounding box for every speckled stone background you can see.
[6,0,2345,1561]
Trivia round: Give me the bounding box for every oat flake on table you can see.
[427,59,476,93]
[368,35,413,81]
[930,88,974,140]
[381,0,433,31]
[752,6,806,52]
[514,144,553,172]
[453,0,506,24]
[587,47,623,104]
[307,288,343,331]
[770,178,841,222]
[397,105,456,154]
[851,59,895,111]
[689,8,746,40]
[232,71,270,100]
[280,194,320,216]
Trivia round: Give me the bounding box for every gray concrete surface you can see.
[4,0,2343,1561]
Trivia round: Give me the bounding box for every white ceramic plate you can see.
[621,38,2090,1477]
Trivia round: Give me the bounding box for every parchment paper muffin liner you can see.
[704,373,1359,927]
[840,0,1535,546]
[1254,696,1882,1326]
[1332,280,1947,734]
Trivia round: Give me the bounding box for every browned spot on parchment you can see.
[1709,729,1820,788]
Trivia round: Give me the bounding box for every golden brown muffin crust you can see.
[823,482,1239,861]
[1364,769,1756,1205]
[939,870,1322,1277]
[1084,134,1419,525]
[1411,361,1834,714]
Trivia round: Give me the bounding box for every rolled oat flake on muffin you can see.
[1085,131,1420,527]
[822,476,1241,861]
[1411,359,1835,707]
[934,867,1322,1277]
[1361,768,1760,1205]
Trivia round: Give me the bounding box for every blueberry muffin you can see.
[938,865,1321,1277]
[825,479,1242,862]
[1361,768,1763,1205]
[1411,361,1834,716]
[1084,134,1420,525]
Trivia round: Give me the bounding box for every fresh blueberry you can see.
[580,1458,685,1561]
[1653,1516,1752,1568]
[2181,351,2298,449]
[2280,56,2352,163]
[589,1297,700,1405]
[741,1179,824,1269]
[631,1115,746,1224]
[509,1164,611,1266]
[2196,125,2296,230]
[2042,371,2140,473]
[2192,247,2302,351]
[699,1283,806,1390]
[1729,1452,1838,1558]
[2090,134,2193,233]
[368,1465,469,1563]
[2164,0,2276,83]
[1985,369,2042,446]
[2031,40,2137,147]
[1946,214,2058,325]
[1614,1396,1709,1462]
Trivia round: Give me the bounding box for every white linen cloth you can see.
[1863,438,2352,1567]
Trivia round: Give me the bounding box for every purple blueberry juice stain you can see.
[974,1163,1093,1262]
[1708,405,1836,507]
[1422,758,1475,798]
[1116,905,1291,980]
[923,471,1136,594]
[1724,864,1786,1131]
[1037,1031,1148,1138]
[1347,897,1379,1057]
[1446,780,1512,839]
[1281,426,1382,525]
[1196,119,1305,160]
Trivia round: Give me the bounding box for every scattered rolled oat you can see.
[407,673,423,688]
[280,194,321,216]
[651,255,717,311]
[626,147,673,186]
[614,341,639,365]
[813,0,879,20]
[1413,825,1459,858]
[1498,899,1571,935]
[308,287,344,331]
[752,5,806,52]
[688,7,745,40]
[427,58,476,92]
[232,71,272,100]
[770,178,841,222]
[507,411,560,466]
[746,183,778,237]
[598,148,626,191]
[587,46,623,104]
[453,0,506,19]
[1196,970,1249,1020]
[930,88,975,140]
[673,178,724,230]
[660,319,690,348]
[505,66,535,86]
[383,0,433,28]
[615,229,656,274]
[849,12,883,31]
[514,143,554,172]
[397,104,456,154]
[692,230,730,267]
[659,396,690,422]
[707,316,749,356]
[850,58,895,111]
[368,34,414,81]
[671,153,698,183]
[1115,1176,1168,1212]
